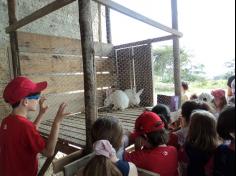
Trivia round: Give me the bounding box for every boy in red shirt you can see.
[125,111,178,176]
[0,76,70,176]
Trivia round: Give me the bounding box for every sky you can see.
[110,0,235,78]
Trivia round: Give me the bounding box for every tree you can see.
[153,46,206,82]
[224,59,235,78]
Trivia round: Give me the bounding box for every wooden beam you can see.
[78,0,97,153]
[171,0,181,108]
[38,148,59,176]
[5,0,76,33]
[114,35,175,49]
[98,4,102,42]
[93,0,183,37]
[105,7,112,43]
[7,0,21,77]
[53,149,83,173]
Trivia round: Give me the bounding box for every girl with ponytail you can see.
[78,116,138,176]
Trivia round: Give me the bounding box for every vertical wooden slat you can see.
[105,7,112,44]
[171,0,181,108]
[7,0,21,77]
[78,0,97,153]
[98,4,102,42]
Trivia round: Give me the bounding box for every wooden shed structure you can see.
[3,0,183,174]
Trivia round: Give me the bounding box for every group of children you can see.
[0,76,235,176]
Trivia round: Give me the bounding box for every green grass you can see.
[154,76,227,96]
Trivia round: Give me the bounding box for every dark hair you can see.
[11,92,41,109]
[190,94,198,100]
[83,116,123,176]
[11,102,21,108]
[187,110,218,152]
[181,100,212,124]
[182,81,189,91]
[217,105,235,140]
[151,104,171,129]
[146,129,169,147]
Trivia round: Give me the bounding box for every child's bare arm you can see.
[41,102,70,157]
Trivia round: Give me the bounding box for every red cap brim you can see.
[34,81,47,93]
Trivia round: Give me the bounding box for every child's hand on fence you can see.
[54,102,71,124]
[38,96,48,115]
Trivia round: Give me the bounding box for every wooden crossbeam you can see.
[114,35,175,49]
[92,0,183,37]
[5,0,76,33]
[6,0,182,38]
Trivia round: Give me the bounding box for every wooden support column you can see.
[78,0,97,153]
[171,0,181,108]
[105,7,112,44]
[7,0,21,77]
[98,4,102,42]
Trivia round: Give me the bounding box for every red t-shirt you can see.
[125,146,179,176]
[0,115,46,176]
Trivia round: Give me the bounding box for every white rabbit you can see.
[198,92,213,103]
[124,87,144,107]
[104,90,129,111]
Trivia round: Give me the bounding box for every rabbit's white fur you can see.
[104,90,129,111]
[124,87,144,107]
[198,92,213,103]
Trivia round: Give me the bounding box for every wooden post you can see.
[105,7,112,44]
[171,0,181,108]
[7,0,21,77]
[98,4,102,42]
[78,0,97,153]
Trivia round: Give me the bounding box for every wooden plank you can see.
[6,0,76,33]
[64,153,94,176]
[114,35,175,49]
[97,74,115,88]
[28,92,85,121]
[37,108,145,153]
[0,98,11,122]
[41,125,86,141]
[0,84,7,99]
[53,150,83,174]
[7,0,21,77]
[27,89,106,122]
[96,58,114,72]
[0,57,10,82]
[26,75,84,94]
[25,74,113,94]
[40,128,86,147]
[17,32,113,57]
[93,0,183,37]
[0,48,7,57]
[19,54,114,74]
[19,54,83,74]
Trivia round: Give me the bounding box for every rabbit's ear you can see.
[137,89,144,96]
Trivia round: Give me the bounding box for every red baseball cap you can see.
[211,89,225,98]
[132,111,165,138]
[3,76,47,105]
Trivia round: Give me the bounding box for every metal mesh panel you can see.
[17,32,115,121]
[114,44,154,107]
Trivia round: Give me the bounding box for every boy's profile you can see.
[0,76,69,176]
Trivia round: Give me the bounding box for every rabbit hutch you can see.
[1,0,183,175]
